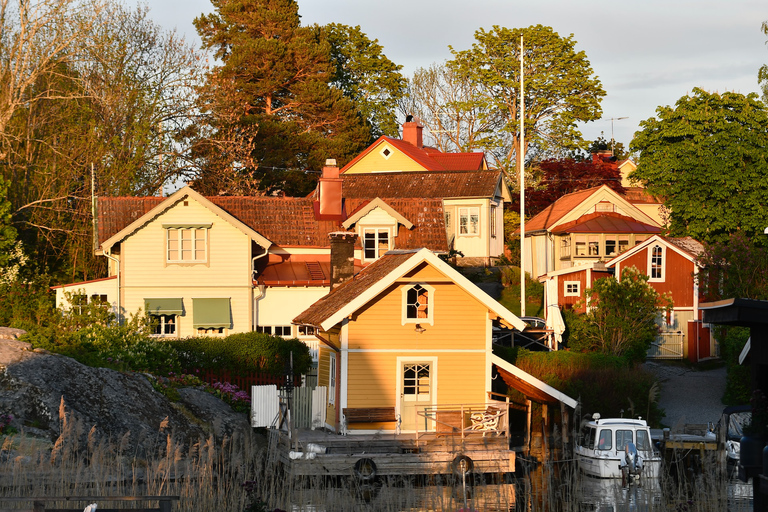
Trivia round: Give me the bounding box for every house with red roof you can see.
[606,235,715,362]
[54,122,508,358]
[521,185,662,281]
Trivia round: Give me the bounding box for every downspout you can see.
[251,248,270,331]
[102,250,121,324]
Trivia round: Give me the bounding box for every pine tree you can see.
[191,0,370,196]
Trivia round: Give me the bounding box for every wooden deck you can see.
[268,428,516,478]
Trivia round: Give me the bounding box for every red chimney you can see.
[402,119,423,148]
[317,159,343,218]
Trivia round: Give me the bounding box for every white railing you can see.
[647,330,684,359]
[301,338,320,363]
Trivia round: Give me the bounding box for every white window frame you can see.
[490,205,497,238]
[458,207,480,236]
[401,283,435,326]
[362,227,391,261]
[648,243,666,282]
[150,314,178,337]
[166,225,209,263]
[564,281,581,297]
[328,352,337,405]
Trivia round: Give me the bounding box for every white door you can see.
[399,362,433,431]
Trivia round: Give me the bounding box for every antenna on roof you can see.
[603,117,628,156]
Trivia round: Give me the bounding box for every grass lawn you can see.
[499,286,544,317]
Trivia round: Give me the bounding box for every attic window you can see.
[401,283,435,325]
[595,202,614,213]
[380,147,392,159]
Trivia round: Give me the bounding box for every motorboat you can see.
[707,404,750,464]
[575,413,662,482]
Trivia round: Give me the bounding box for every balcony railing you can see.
[415,395,510,444]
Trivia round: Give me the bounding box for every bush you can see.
[495,348,664,426]
[719,326,751,405]
[168,332,312,377]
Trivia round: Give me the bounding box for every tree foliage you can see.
[325,23,406,139]
[1,2,202,280]
[443,24,605,177]
[630,88,768,245]
[696,231,768,302]
[405,62,501,157]
[759,20,768,104]
[517,157,625,217]
[189,0,371,196]
[569,266,672,364]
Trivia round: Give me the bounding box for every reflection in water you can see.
[282,464,752,511]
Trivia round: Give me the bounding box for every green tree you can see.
[405,62,501,158]
[2,3,202,280]
[759,20,768,104]
[447,24,605,177]
[190,0,370,196]
[569,266,672,364]
[325,23,406,139]
[588,132,629,160]
[630,88,768,245]
[696,231,768,302]
[0,176,18,269]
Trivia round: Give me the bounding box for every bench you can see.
[343,407,397,424]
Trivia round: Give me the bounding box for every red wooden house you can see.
[606,235,714,362]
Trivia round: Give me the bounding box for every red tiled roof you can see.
[341,171,501,199]
[98,194,448,252]
[524,187,602,232]
[293,252,414,327]
[550,212,661,235]
[339,136,485,173]
[430,153,486,171]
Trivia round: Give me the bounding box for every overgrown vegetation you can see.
[498,265,545,317]
[718,326,751,406]
[496,347,664,427]
[566,266,672,364]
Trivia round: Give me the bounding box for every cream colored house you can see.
[522,185,662,280]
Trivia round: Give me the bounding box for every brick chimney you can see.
[329,232,357,290]
[315,159,344,220]
[402,116,423,148]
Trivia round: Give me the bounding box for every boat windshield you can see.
[636,429,650,451]
[616,429,633,450]
[579,425,596,449]
[597,429,612,450]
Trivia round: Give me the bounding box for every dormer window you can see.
[402,283,435,325]
[363,227,390,261]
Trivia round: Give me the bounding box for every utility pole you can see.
[519,35,526,318]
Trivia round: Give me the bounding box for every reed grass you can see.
[0,413,754,512]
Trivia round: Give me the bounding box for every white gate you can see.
[647,331,684,359]
[251,385,279,427]
[293,386,327,430]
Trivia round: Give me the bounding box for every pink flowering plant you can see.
[212,381,251,413]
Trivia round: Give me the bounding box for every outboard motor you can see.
[620,442,644,486]
[624,442,642,473]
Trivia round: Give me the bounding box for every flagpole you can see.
[519,34,526,318]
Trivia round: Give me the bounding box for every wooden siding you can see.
[618,245,694,307]
[404,262,447,280]
[344,142,426,173]
[120,197,253,337]
[347,282,487,350]
[445,198,491,259]
[559,269,587,312]
[318,346,337,426]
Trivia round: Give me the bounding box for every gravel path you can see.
[643,361,727,429]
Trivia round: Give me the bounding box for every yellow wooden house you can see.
[293,246,577,434]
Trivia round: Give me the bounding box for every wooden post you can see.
[561,401,569,446]
[526,399,532,452]
[542,403,549,460]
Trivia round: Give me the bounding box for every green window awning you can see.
[145,298,183,315]
[193,298,231,328]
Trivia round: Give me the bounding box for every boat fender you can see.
[354,458,377,482]
[452,455,474,476]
